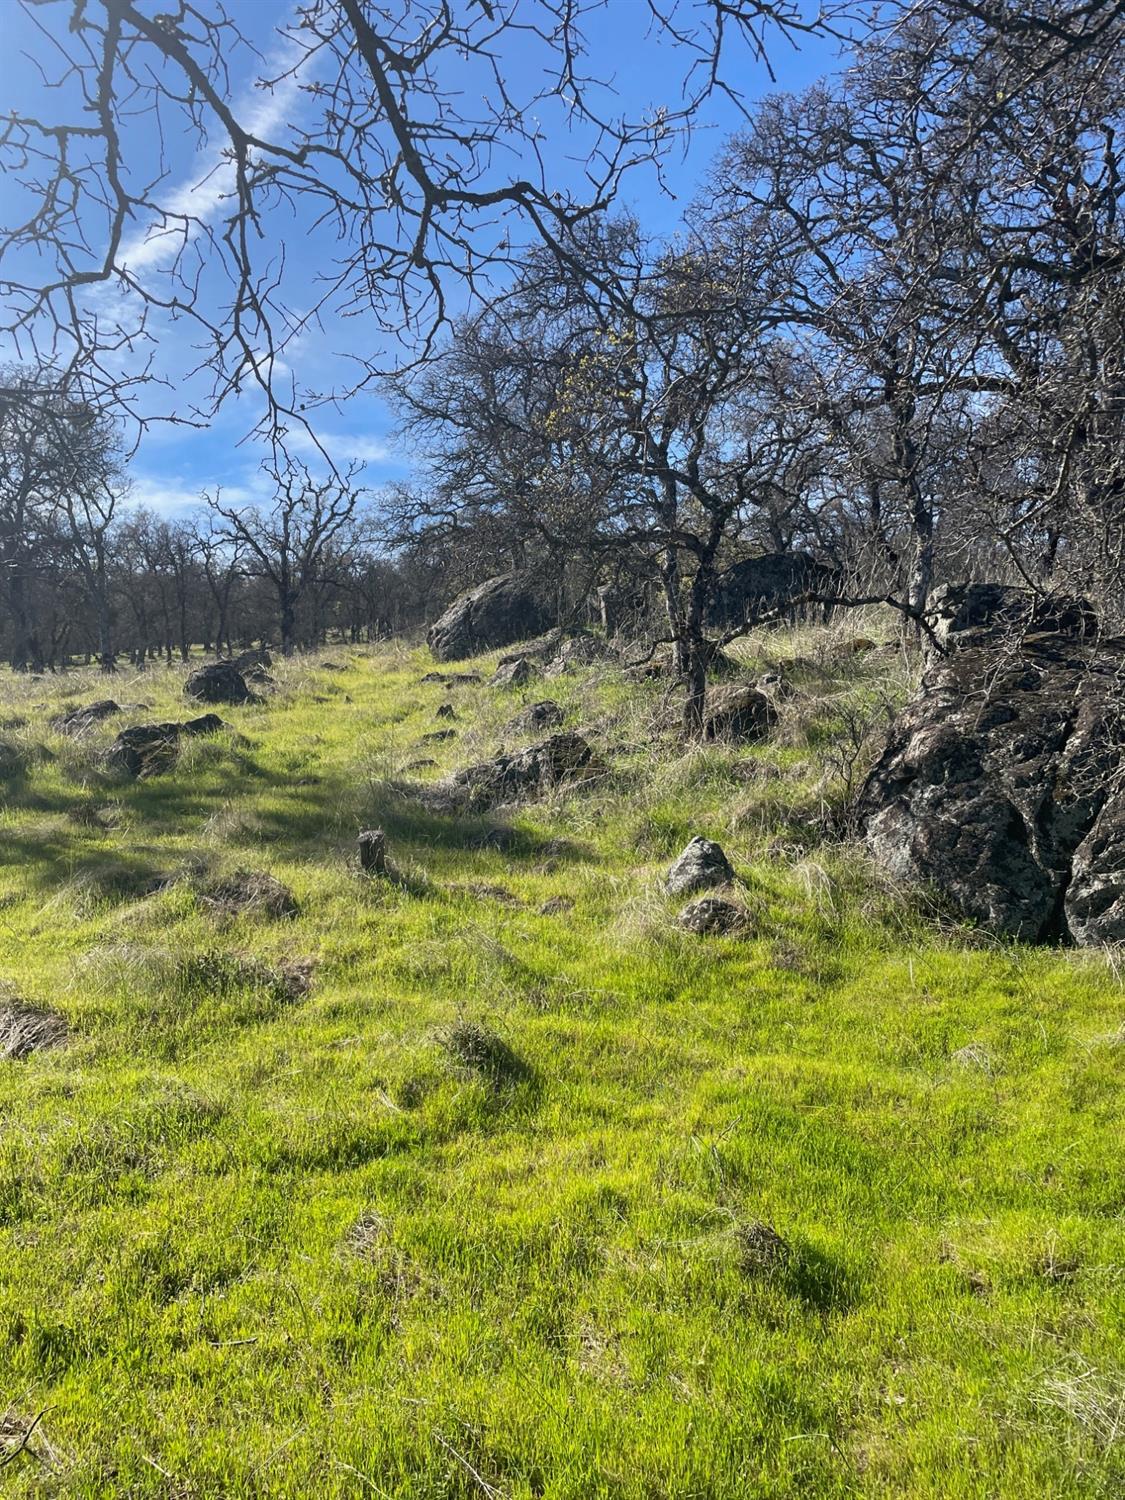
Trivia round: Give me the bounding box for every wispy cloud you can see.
[285,427,396,466]
[118,33,309,278]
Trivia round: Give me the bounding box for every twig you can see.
[0,1407,53,1469]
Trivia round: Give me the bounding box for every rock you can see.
[497,630,563,666]
[859,633,1125,943]
[678,897,752,935]
[708,552,840,629]
[926,582,1097,657]
[703,684,778,742]
[539,896,575,915]
[419,671,482,686]
[420,728,456,743]
[491,656,533,688]
[449,881,522,906]
[404,758,437,771]
[416,732,606,813]
[504,700,564,735]
[543,632,616,678]
[232,647,272,671]
[435,702,457,720]
[1064,799,1125,945]
[198,870,298,919]
[185,661,256,705]
[666,836,735,896]
[50,699,120,736]
[427,573,550,661]
[108,713,226,777]
[839,636,878,656]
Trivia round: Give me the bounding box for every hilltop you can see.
[0,618,1122,1498]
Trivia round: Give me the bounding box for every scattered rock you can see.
[738,1220,791,1277]
[418,671,482,686]
[926,582,1097,657]
[420,728,456,744]
[50,699,120,736]
[491,656,533,688]
[539,896,575,916]
[544,632,616,678]
[703,684,778,742]
[198,870,298,919]
[708,552,840,629]
[435,702,457,720]
[414,732,606,813]
[107,714,226,777]
[678,896,752,935]
[666,836,735,897]
[497,630,563,666]
[0,994,68,1059]
[185,661,257,705]
[427,573,550,661]
[860,633,1125,943]
[504,699,564,735]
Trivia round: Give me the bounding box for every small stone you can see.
[678,897,752,935]
[491,656,533,688]
[666,836,735,897]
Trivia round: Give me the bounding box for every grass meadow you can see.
[0,620,1122,1498]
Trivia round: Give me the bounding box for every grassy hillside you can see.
[0,623,1122,1499]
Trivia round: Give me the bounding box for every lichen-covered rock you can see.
[504,700,564,736]
[926,582,1097,657]
[50,699,120,736]
[543,632,616,678]
[859,634,1125,943]
[414,732,605,812]
[491,656,533,688]
[427,574,549,662]
[108,714,226,777]
[678,896,752,935]
[703,684,777,742]
[666,836,735,897]
[185,661,256,705]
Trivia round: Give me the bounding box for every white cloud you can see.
[284,427,395,465]
[118,34,310,278]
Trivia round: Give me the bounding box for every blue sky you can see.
[0,1,844,519]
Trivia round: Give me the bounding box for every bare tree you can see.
[206,463,364,655]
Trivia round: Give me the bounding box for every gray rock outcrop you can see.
[185,661,256,705]
[427,574,549,662]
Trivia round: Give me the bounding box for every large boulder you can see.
[427,574,550,662]
[185,661,256,705]
[926,582,1097,657]
[708,553,840,630]
[859,633,1125,944]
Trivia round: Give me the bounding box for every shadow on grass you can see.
[782,1239,863,1316]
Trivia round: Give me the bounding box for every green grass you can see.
[0,624,1122,1497]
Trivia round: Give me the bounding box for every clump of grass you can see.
[437,1017,530,1087]
[197,869,298,919]
[0,988,68,1059]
